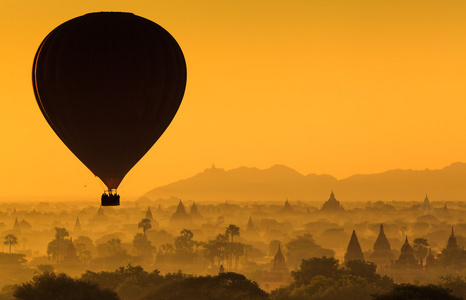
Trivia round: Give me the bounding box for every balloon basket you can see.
[101,193,120,206]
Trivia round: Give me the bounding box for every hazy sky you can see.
[1,0,465,200]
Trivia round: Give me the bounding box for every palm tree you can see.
[225,225,240,269]
[4,234,18,254]
[54,227,69,262]
[226,224,240,243]
[138,218,152,235]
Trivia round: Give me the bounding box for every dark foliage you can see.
[291,256,342,284]
[13,272,119,300]
[140,272,268,300]
[272,257,394,300]
[372,283,462,300]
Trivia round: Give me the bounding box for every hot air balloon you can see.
[32,12,187,206]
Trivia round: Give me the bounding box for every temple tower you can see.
[169,200,192,226]
[63,237,79,262]
[420,194,432,211]
[425,248,435,269]
[344,230,364,263]
[271,244,289,273]
[189,202,202,219]
[321,191,343,211]
[369,224,394,266]
[395,236,420,267]
[13,217,21,232]
[447,227,459,250]
[74,217,82,232]
[282,198,292,212]
[246,216,256,233]
[145,206,154,221]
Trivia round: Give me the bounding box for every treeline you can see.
[2,258,466,300]
[2,266,267,300]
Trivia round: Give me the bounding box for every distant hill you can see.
[143,162,466,203]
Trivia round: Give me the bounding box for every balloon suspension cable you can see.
[105,189,118,195]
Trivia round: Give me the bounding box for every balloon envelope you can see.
[33,12,187,189]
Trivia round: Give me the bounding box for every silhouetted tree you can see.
[14,272,119,300]
[226,224,240,243]
[225,225,240,269]
[96,238,125,257]
[412,238,429,262]
[132,233,155,258]
[54,227,69,262]
[292,256,341,285]
[439,275,466,299]
[138,218,152,235]
[4,234,17,254]
[272,258,393,300]
[174,229,195,252]
[286,234,335,266]
[372,283,461,300]
[231,242,245,270]
[140,272,267,300]
[204,240,221,270]
[75,243,92,265]
[81,265,162,295]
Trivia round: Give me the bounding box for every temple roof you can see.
[321,191,343,211]
[345,230,364,262]
[400,236,414,255]
[272,244,288,272]
[74,217,82,231]
[447,227,458,249]
[190,201,202,218]
[174,200,187,215]
[373,224,391,251]
[247,216,255,231]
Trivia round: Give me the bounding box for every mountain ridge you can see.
[144,162,466,203]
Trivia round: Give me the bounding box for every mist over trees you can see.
[0,191,466,298]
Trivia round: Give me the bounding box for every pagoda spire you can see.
[344,230,364,263]
[369,224,394,266]
[74,216,82,232]
[271,243,288,273]
[145,206,154,220]
[447,226,458,249]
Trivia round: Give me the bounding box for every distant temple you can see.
[74,217,82,232]
[189,202,203,220]
[420,194,433,212]
[369,224,394,266]
[344,230,364,263]
[271,244,289,273]
[13,217,21,232]
[281,198,292,213]
[145,206,154,221]
[395,236,420,268]
[436,227,465,269]
[91,207,108,222]
[261,244,290,292]
[321,191,343,211]
[63,237,79,262]
[425,248,435,269]
[437,203,451,218]
[169,200,192,226]
[246,216,256,233]
[447,227,459,250]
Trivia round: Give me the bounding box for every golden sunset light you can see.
[0,0,465,201]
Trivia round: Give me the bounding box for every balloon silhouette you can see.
[33,12,187,205]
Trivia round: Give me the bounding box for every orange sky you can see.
[0,0,465,200]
